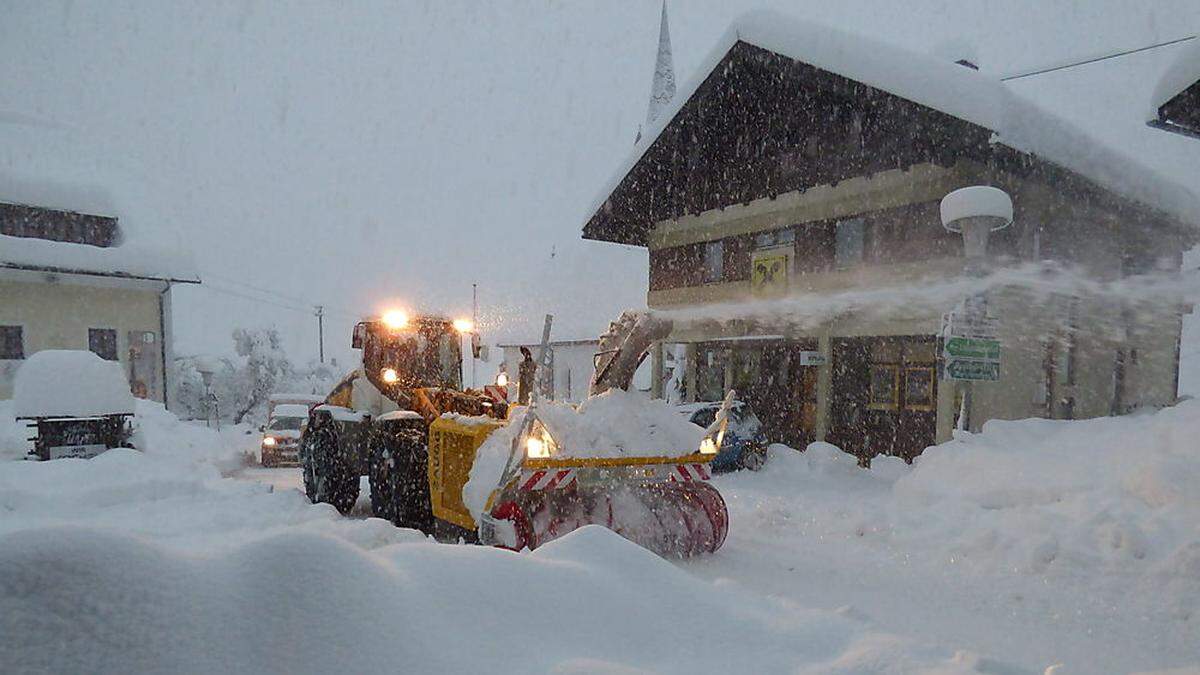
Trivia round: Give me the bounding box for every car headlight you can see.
[381,368,399,384]
[262,436,277,447]
[522,418,557,459]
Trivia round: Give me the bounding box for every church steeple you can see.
[637,1,675,142]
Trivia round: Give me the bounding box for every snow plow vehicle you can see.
[300,309,729,557]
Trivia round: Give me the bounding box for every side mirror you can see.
[351,322,366,349]
[258,424,265,433]
[471,333,483,359]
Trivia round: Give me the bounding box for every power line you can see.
[1001,34,1196,82]
[198,273,367,319]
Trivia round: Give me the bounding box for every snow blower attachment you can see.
[303,309,729,558]
[442,393,731,558]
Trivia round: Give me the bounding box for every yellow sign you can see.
[751,250,789,296]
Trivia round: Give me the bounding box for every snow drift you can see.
[12,350,135,418]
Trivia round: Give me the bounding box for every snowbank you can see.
[710,402,1200,672]
[12,350,135,418]
[463,391,705,519]
[0,522,1002,674]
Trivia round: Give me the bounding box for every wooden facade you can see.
[1154,79,1200,139]
[1,202,120,247]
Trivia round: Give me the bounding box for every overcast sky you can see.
[2,0,1198,367]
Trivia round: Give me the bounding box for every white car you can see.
[260,403,312,467]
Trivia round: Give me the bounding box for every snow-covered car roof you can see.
[13,350,135,418]
[587,10,1200,231]
[269,404,312,419]
[674,400,749,415]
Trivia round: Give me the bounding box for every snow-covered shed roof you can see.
[585,10,1200,245]
[1150,37,1200,139]
[0,201,199,284]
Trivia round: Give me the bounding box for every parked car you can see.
[260,402,314,467]
[13,350,136,461]
[676,399,768,472]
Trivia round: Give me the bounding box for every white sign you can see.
[798,351,827,366]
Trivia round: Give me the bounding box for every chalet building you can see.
[0,200,200,406]
[584,12,1198,462]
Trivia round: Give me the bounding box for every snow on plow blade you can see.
[481,458,729,558]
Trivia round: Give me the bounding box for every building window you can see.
[89,328,119,361]
[0,326,24,360]
[868,364,899,410]
[835,219,864,268]
[904,367,935,411]
[703,240,724,283]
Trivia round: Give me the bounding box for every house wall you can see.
[0,277,166,403]
[642,160,1187,458]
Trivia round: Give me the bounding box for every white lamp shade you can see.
[940,186,1013,232]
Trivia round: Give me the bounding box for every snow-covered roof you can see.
[586,10,1200,234]
[0,201,199,284]
[269,404,312,419]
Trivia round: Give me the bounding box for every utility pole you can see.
[315,305,325,364]
[471,283,478,388]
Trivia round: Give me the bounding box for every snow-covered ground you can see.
[1,399,1198,674]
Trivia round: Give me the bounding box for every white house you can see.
[0,201,200,406]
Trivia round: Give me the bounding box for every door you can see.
[127,331,160,401]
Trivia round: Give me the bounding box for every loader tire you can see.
[302,425,360,515]
[369,427,433,534]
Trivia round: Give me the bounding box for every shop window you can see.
[868,364,899,410]
[835,218,864,268]
[0,326,24,360]
[904,367,935,411]
[703,240,724,283]
[89,328,119,361]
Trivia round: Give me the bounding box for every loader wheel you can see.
[369,427,432,534]
[302,425,360,515]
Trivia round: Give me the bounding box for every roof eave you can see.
[0,262,201,285]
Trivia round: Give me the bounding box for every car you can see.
[676,399,768,472]
[260,402,314,467]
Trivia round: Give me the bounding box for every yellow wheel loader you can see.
[299,309,730,557]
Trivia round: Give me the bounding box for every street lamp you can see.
[195,355,221,430]
[939,186,1013,432]
[940,185,1013,275]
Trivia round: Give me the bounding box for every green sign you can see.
[944,337,1001,360]
[945,359,1000,381]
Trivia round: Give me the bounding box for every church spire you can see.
[642,1,676,134]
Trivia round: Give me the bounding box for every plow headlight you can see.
[699,437,718,455]
[522,419,557,459]
[526,436,550,458]
[453,318,475,333]
[262,436,277,447]
[495,371,509,387]
[381,368,399,384]
[382,310,409,330]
